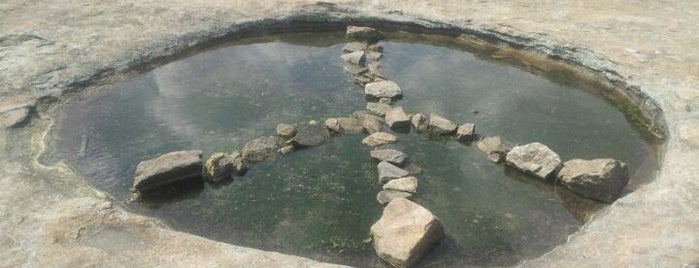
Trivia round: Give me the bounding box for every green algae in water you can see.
[44,31,659,267]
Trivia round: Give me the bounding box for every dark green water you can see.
[44,31,658,267]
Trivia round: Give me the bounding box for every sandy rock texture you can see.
[1,0,698,267]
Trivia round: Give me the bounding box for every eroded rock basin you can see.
[42,31,660,267]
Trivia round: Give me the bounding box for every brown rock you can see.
[558,158,630,203]
[133,150,203,192]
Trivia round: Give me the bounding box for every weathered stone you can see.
[476,136,514,163]
[346,26,385,43]
[367,43,384,52]
[376,190,413,205]
[366,102,392,116]
[343,41,367,53]
[354,111,384,134]
[368,61,384,79]
[378,161,410,183]
[324,118,342,132]
[242,136,279,163]
[278,145,295,155]
[385,107,411,130]
[558,159,630,203]
[204,152,247,182]
[506,142,562,180]
[133,150,203,192]
[290,123,331,148]
[428,114,457,135]
[365,80,403,100]
[344,65,369,75]
[337,117,365,133]
[275,123,296,139]
[340,50,366,65]
[370,149,407,166]
[362,132,397,147]
[383,176,418,193]
[0,106,31,128]
[410,113,429,132]
[371,198,445,267]
[366,50,383,61]
[354,74,375,86]
[456,123,476,142]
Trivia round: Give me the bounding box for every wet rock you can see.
[505,142,562,180]
[242,136,279,163]
[379,97,391,104]
[476,136,514,163]
[428,114,457,135]
[368,43,384,52]
[376,190,413,205]
[276,123,296,139]
[410,113,429,132]
[365,80,403,100]
[340,50,366,65]
[366,50,383,61]
[325,117,365,133]
[290,123,331,148]
[405,163,423,175]
[367,102,392,116]
[204,152,247,182]
[346,26,385,43]
[354,75,375,86]
[558,158,630,203]
[362,132,397,147]
[343,41,366,53]
[383,176,418,193]
[385,107,411,130]
[354,111,384,134]
[368,61,384,79]
[377,161,410,183]
[344,65,369,75]
[371,198,445,267]
[324,118,342,132]
[278,145,295,155]
[456,123,476,142]
[133,150,203,192]
[370,149,407,166]
[0,106,31,128]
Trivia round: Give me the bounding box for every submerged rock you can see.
[385,107,411,130]
[242,136,279,163]
[505,142,562,180]
[410,113,429,132]
[204,152,247,182]
[370,149,407,166]
[456,123,476,143]
[341,50,366,65]
[377,161,410,183]
[371,198,445,268]
[383,176,418,193]
[376,190,413,205]
[365,80,403,100]
[362,132,397,147]
[428,114,457,135]
[476,136,514,163]
[337,117,366,133]
[133,150,203,192]
[558,158,630,203]
[346,26,385,43]
[367,102,392,116]
[290,123,331,148]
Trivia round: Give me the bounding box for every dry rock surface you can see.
[558,158,630,203]
[133,150,203,192]
[505,142,562,180]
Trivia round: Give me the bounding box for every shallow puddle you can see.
[43,31,659,267]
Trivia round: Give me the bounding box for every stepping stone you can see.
[456,123,476,142]
[428,113,457,135]
[290,123,331,148]
[365,80,402,100]
[362,132,397,147]
[385,107,411,130]
[133,150,203,192]
[343,41,367,53]
[370,149,407,166]
[204,151,247,182]
[558,158,629,203]
[476,136,514,163]
[505,142,562,180]
[377,161,409,183]
[276,123,296,139]
[376,190,413,205]
[367,102,392,116]
[346,26,385,43]
[340,50,366,65]
[383,176,418,193]
[410,113,429,132]
[242,136,279,163]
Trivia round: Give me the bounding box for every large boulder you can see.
[376,190,413,205]
[370,149,407,166]
[558,158,630,203]
[242,136,279,163]
[371,198,445,267]
[383,176,418,193]
[505,142,562,180]
[476,136,514,163]
[204,152,248,182]
[346,26,385,43]
[428,114,457,135]
[365,80,403,100]
[377,161,410,184]
[385,107,411,130]
[290,123,331,148]
[133,150,203,192]
[456,123,476,142]
[362,132,397,147]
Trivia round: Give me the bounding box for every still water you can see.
[44,31,658,267]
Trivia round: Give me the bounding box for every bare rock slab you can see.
[428,114,457,135]
[370,149,407,166]
[476,136,514,163]
[558,158,630,203]
[242,136,279,163]
[371,198,445,267]
[365,80,403,100]
[506,142,561,180]
[383,176,418,193]
[204,151,247,182]
[290,123,331,148]
[363,132,397,147]
[378,161,410,183]
[456,123,476,142]
[346,26,385,43]
[376,190,413,205]
[133,150,203,192]
[385,107,411,130]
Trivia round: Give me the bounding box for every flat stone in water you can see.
[383,176,418,193]
[506,142,561,180]
[362,132,397,147]
[377,161,410,184]
[133,150,203,192]
[428,113,457,135]
[385,107,411,130]
[365,80,403,100]
[370,149,407,166]
[290,123,331,148]
[558,158,629,203]
[476,136,514,163]
[376,190,413,205]
[242,136,279,163]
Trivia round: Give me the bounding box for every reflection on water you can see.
[44,31,658,267]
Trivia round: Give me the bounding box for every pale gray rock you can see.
[353,111,384,134]
[368,61,384,79]
[342,41,366,53]
[476,136,514,163]
[324,118,342,132]
[367,102,392,116]
[0,106,31,128]
[366,50,383,61]
[370,149,407,166]
[376,190,413,205]
[428,114,457,135]
[340,50,366,65]
[362,132,397,147]
[377,161,410,183]
[278,145,295,155]
[383,176,418,193]
[456,123,476,142]
[204,152,247,182]
[371,198,445,267]
[275,123,296,139]
[133,150,203,192]
[344,65,368,75]
[290,123,331,148]
[346,25,385,43]
[337,117,366,133]
[242,136,279,163]
[365,80,403,99]
[385,107,411,130]
[505,142,562,179]
[410,113,429,132]
[558,158,630,203]
[367,43,384,52]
